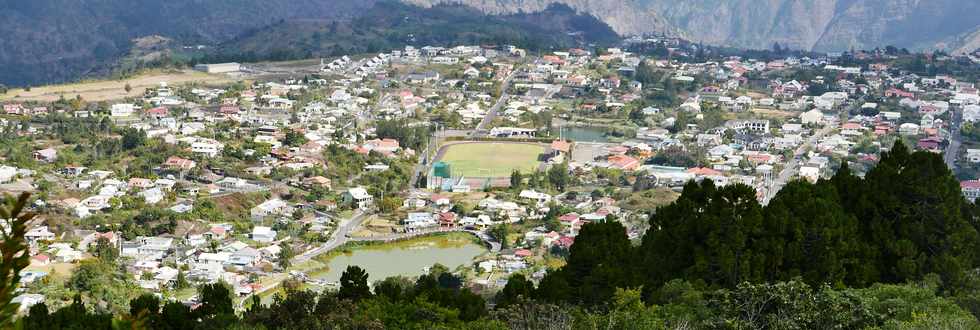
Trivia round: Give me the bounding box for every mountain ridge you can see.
[406,0,980,52]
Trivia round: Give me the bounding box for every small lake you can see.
[558,126,612,143]
[314,236,487,284]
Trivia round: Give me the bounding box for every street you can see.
[293,211,369,263]
[475,72,516,136]
[945,106,962,171]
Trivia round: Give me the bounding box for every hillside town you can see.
[3,39,980,315]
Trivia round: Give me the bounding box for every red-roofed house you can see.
[687,167,722,177]
[219,106,240,115]
[607,155,640,171]
[556,236,575,248]
[559,213,580,223]
[514,249,533,258]
[31,254,50,266]
[363,139,400,154]
[145,107,169,117]
[962,180,980,201]
[439,212,457,227]
[885,88,915,99]
[163,156,197,170]
[551,140,571,154]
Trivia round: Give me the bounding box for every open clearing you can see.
[0,69,234,102]
[437,142,546,177]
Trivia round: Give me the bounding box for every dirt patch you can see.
[751,107,797,119]
[1,69,234,102]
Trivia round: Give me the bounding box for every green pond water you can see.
[559,126,612,142]
[314,238,487,284]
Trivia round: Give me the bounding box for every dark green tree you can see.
[510,169,523,188]
[338,266,372,302]
[495,274,535,309]
[93,237,118,263]
[0,192,33,328]
[196,282,235,321]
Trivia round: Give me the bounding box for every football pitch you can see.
[437,142,546,178]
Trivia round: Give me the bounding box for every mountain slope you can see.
[408,0,980,52]
[0,0,374,86]
[210,2,619,61]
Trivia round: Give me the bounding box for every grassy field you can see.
[0,69,234,102]
[438,142,546,177]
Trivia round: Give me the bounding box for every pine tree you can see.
[338,266,372,302]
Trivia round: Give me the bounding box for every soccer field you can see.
[438,143,546,177]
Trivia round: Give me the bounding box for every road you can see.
[770,124,835,193]
[293,211,370,263]
[475,72,516,136]
[945,107,962,171]
[767,104,853,202]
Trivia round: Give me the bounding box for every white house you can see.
[25,226,55,243]
[191,140,225,158]
[0,165,16,183]
[799,166,820,183]
[344,187,374,210]
[800,109,824,125]
[252,226,277,243]
[519,190,552,205]
[140,187,165,204]
[11,294,44,312]
[111,103,137,117]
[404,213,437,232]
[250,198,289,220]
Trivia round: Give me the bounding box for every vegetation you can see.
[6,142,980,328]
[204,2,618,64]
[0,193,34,328]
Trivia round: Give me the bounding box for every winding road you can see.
[294,211,370,263]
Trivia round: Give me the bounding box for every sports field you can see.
[437,142,546,177]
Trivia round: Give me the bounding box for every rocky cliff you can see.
[405,0,980,52]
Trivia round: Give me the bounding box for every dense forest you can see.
[5,141,980,328]
[197,2,619,64]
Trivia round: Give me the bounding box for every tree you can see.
[0,192,33,328]
[641,180,766,290]
[510,169,523,188]
[283,129,308,147]
[196,282,235,320]
[547,162,570,192]
[129,293,160,327]
[124,83,132,93]
[489,224,511,249]
[160,301,195,330]
[175,270,190,290]
[338,266,372,302]
[495,274,534,309]
[93,237,118,263]
[120,127,146,150]
[278,245,294,270]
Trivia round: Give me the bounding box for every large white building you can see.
[194,63,241,74]
[110,103,136,117]
[191,140,225,158]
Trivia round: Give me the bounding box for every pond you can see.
[313,234,487,284]
[558,126,611,142]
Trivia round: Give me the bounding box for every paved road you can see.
[945,108,962,171]
[294,211,369,263]
[475,72,516,135]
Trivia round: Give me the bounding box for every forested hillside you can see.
[205,2,619,63]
